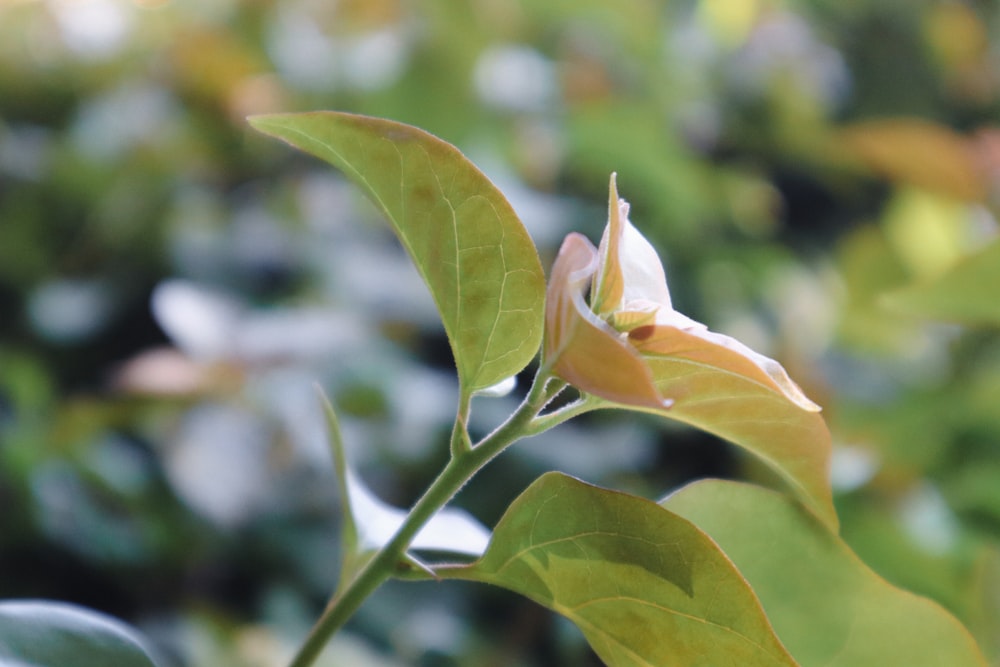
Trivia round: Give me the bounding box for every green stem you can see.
[288,371,563,667]
[450,393,473,457]
[524,393,602,436]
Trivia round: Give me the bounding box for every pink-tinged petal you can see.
[591,174,626,315]
[594,174,675,314]
[593,174,676,315]
[544,233,667,409]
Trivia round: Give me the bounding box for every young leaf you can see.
[0,600,161,667]
[882,238,1000,327]
[543,175,836,530]
[440,473,799,667]
[543,233,666,409]
[636,332,836,531]
[249,112,546,396]
[663,480,989,667]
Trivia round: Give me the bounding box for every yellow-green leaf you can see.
[632,325,837,531]
[249,112,546,394]
[664,480,988,667]
[883,238,1000,327]
[441,473,799,667]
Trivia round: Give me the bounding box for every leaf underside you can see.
[249,112,546,395]
[664,480,988,667]
[641,342,836,531]
[442,473,798,667]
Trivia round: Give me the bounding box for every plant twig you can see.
[288,369,564,667]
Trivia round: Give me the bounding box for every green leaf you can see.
[882,238,1000,327]
[440,473,798,667]
[0,600,160,667]
[249,112,546,395]
[663,480,988,667]
[640,343,836,530]
[542,173,835,530]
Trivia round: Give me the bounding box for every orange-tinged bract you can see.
[543,233,666,409]
[543,174,836,530]
[546,173,820,414]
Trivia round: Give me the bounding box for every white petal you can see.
[151,280,242,361]
[347,471,490,557]
[473,375,517,398]
[617,204,675,309]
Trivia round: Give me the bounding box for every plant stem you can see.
[288,371,563,667]
[449,392,473,457]
[525,393,602,436]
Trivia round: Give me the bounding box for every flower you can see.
[543,174,820,414]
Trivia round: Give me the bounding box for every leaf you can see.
[882,238,1000,327]
[634,328,837,531]
[249,112,546,395]
[590,173,627,315]
[440,473,798,667]
[0,600,161,667]
[663,480,988,667]
[838,118,986,202]
[543,174,834,530]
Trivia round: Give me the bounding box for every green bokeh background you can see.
[1,1,999,664]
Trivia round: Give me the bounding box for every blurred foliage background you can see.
[1,0,999,665]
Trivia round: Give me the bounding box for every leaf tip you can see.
[246,112,294,137]
[245,113,270,130]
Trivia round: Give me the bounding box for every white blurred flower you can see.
[474,44,556,112]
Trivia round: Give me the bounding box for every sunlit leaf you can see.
[249,112,546,395]
[441,473,798,667]
[664,480,989,667]
[0,600,161,667]
[545,175,835,530]
[839,118,986,202]
[882,238,1000,327]
[634,326,837,530]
